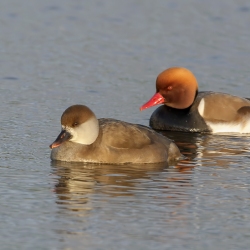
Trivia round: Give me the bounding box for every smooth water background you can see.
[1,0,250,249]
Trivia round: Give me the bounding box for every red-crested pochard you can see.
[50,105,182,164]
[140,67,250,133]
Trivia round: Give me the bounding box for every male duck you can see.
[140,67,250,133]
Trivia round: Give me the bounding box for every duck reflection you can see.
[160,131,200,172]
[52,161,168,197]
[51,159,195,214]
[50,132,250,217]
[161,131,250,168]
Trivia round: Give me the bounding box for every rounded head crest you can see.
[156,67,198,109]
[61,105,95,127]
[156,67,198,91]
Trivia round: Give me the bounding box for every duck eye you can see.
[167,86,172,91]
[73,122,78,126]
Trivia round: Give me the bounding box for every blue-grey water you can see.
[1,0,250,249]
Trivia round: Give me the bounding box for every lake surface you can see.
[1,0,250,249]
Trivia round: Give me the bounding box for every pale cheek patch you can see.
[62,117,99,145]
[198,98,205,117]
[67,127,77,141]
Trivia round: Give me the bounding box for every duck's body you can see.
[140,67,250,134]
[50,105,182,164]
[150,91,250,133]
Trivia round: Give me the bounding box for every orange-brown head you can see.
[140,67,198,110]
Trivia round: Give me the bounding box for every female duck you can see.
[140,67,250,133]
[50,105,182,164]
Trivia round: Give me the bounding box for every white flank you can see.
[207,118,250,134]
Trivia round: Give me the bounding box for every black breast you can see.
[149,92,212,132]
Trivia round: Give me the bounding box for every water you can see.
[1,0,250,249]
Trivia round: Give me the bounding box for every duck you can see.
[49,105,182,164]
[140,67,250,133]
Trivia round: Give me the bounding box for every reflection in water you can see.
[51,132,250,217]
[161,131,250,168]
[52,161,166,194]
[51,160,194,216]
[49,132,250,248]
[51,159,196,243]
[52,163,94,215]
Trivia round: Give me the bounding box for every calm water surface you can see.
[1,0,250,249]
